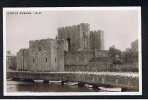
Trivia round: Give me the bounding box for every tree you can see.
[122,48,138,64]
[108,45,122,64]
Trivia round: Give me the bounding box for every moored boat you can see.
[84,84,93,88]
[98,87,122,92]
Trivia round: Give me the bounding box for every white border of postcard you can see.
[3,7,142,96]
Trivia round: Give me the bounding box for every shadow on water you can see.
[7,80,96,92]
[7,80,134,92]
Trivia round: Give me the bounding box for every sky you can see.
[5,7,140,55]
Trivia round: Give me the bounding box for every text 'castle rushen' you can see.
[16,23,108,72]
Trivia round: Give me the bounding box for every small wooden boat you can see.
[34,80,44,83]
[84,84,93,88]
[49,81,62,85]
[98,87,122,92]
[66,82,78,86]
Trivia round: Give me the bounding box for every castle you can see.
[15,23,108,72]
[57,23,104,51]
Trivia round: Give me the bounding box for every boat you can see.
[49,81,61,83]
[84,84,93,88]
[34,80,44,83]
[66,82,78,86]
[98,87,122,92]
[49,81,62,85]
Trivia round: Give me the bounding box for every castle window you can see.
[83,32,86,49]
[38,47,41,51]
[67,38,71,51]
[45,58,47,62]
[33,58,35,63]
[46,58,47,62]
[55,58,56,62]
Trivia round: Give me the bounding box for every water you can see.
[7,80,100,92]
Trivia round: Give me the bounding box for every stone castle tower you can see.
[57,23,104,52]
[90,30,104,50]
[16,39,65,72]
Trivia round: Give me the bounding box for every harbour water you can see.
[7,80,123,93]
[7,80,100,92]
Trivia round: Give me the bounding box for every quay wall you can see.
[65,63,138,72]
[7,71,139,91]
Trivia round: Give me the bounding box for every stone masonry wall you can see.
[57,23,90,51]
[56,39,65,71]
[29,39,53,72]
[64,50,138,72]
[16,49,29,71]
[57,23,104,52]
[64,51,94,66]
[7,56,16,70]
[29,39,65,72]
[65,63,138,72]
[90,30,104,50]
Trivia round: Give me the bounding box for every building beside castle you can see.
[15,23,107,72]
[16,49,29,71]
[131,39,138,52]
[6,51,16,71]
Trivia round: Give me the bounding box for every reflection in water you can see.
[7,80,98,92]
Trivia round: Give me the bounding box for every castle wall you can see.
[6,56,16,70]
[64,51,94,66]
[29,39,64,72]
[29,39,53,72]
[64,50,115,72]
[58,25,80,51]
[90,30,104,50]
[95,50,108,57]
[100,30,104,50]
[57,23,90,51]
[65,64,138,72]
[65,58,138,72]
[16,49,29,71]
[58,23,104,52]
[64,50,109,66]
[56,39,65,71]
[79,23,90,50]
[50,40,57,71]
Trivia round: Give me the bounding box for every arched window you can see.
[67,38,71,51]
[83,32,86,49]
[33,58,35,63]
[45,58,47,62]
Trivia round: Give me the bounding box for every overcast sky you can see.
[5,7,140,55]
